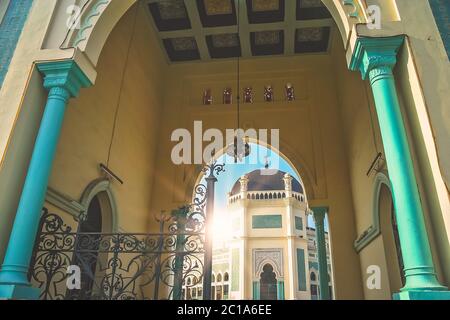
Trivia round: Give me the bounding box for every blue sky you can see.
[200,143,327,230]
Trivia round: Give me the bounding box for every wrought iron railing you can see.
[29,184,209,300]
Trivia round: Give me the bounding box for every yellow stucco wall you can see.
[45,5,167,232]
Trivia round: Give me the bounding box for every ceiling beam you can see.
[184,0,211,61]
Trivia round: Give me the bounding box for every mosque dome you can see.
[230,169,303,195]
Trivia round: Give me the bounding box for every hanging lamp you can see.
[225,1,250,163]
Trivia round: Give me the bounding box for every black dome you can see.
[230,170,303,195]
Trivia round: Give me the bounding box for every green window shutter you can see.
[252,215,282,229]
[296,249,307,291]
[295,216,303,230]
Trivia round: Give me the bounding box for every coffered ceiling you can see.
[145,0,333,63]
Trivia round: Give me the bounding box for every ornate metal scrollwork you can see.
[29,183,209,300]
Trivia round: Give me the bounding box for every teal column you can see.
[277,281,284,300]
[252,281,260,300]
[311,207,330,300]
[350,36,450,300]
[0,60,91,299]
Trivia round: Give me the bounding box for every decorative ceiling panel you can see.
[206,33,242,58]
[146,0,333,62]
[171,37,198,51]
[247,0,284,24]
[296,27,323,42]
[203,0,233,15]
[295,27,330,53]
[252,0,280,12]
[296,0,331,20]
[163,37,200,62]
[158,0,188,20]
[148,1,191,31]
[255,30,282,45]
[211,33,240,48]
[299,0,323,8]
[197,0,237,27]
[251,30,284,56]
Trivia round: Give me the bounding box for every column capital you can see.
[36,60,92,98]
[349,36,405,81]
[311,206,328,222]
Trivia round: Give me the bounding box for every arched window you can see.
[379,183,405,293]
[212,274,215,283]
[310,272,316,282]
[70,195,103,298]
[310,284,318,297]
[217,273,222,283]
[224,272,229,282]
[260,264,277,300]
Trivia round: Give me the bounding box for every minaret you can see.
[283,173,293,198]
[239,174,249,200]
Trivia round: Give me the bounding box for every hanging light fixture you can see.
[226,1,250,163]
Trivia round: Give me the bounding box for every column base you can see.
[394,290,450,300]
[0,284,41,300]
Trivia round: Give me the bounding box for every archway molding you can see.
[59,0,369,79]
[79,178,118,233]
[187,137,316,205]
[354,171,391,252]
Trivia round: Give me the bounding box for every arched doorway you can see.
[379,184,405,294]
[71,195,103,298]
[260,264,277,300]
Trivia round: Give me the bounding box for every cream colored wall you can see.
[45,5,167,232]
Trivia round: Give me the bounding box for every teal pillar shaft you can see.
[252,281,260,300]
[0,87,69,286]
[368,66,444,291]
[312,209,330,300]
[277,281,285,300]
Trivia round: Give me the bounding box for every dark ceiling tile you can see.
[295,27,330,53]
[251,30,284,56]
[197,0,237,27]
[296,0,331,20]
[247,0,285,24]
[206,33,242,58]
[148,0,191,31]
[163,37,201,62]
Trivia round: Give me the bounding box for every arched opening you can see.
[260,264,277,300]
[379,184,405,294]
[71,195,103,298]
[22,0,415,301]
